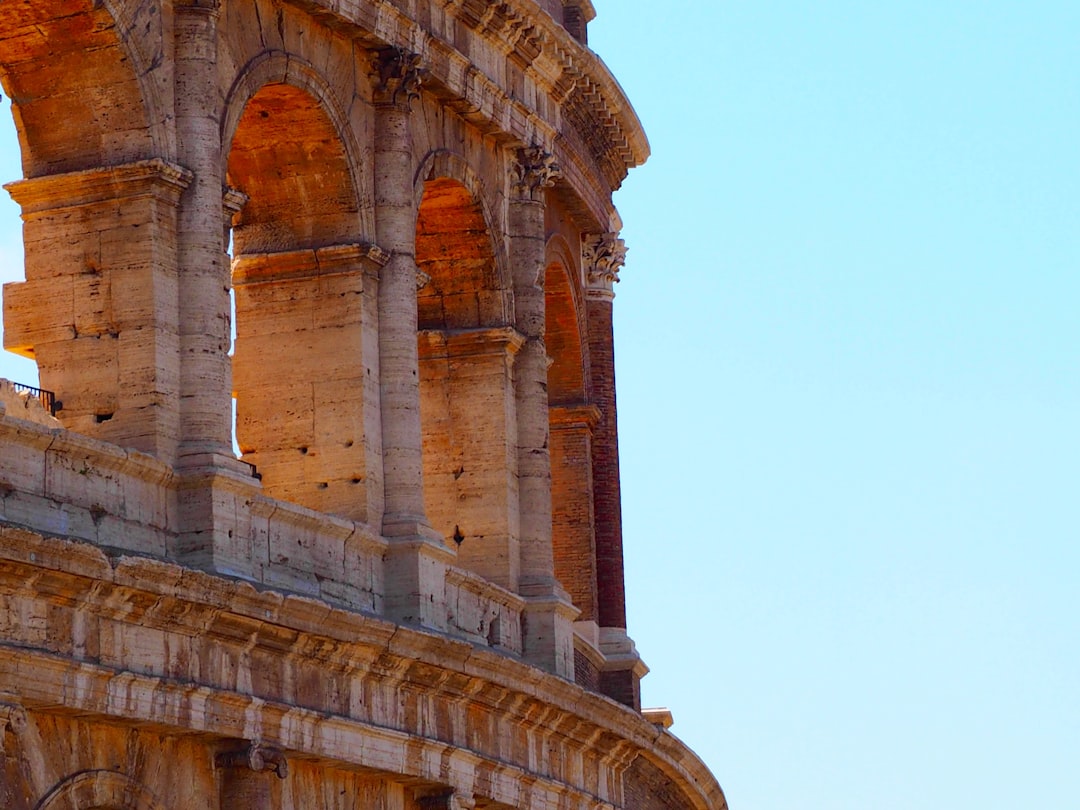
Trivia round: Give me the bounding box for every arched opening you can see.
[545,258,600,630]
[0,1,180,458]
[0,94,34,388]
[227,82,377,523]
[415,177,521,589]
[545,260,587,407]
[0,0,155,179]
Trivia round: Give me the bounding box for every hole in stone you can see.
[95,413,114,423]
[299,446,308,455]
[317,482,328,489]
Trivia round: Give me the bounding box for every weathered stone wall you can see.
[0,1,725,808]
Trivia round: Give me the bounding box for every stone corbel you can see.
[372,46,425,109]
[511,146,561,201]
[222,186,249,248]
[216,742,289,778]
[582,232,626,299]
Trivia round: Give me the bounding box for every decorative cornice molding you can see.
[4,159,193,214]
[512,146,561,201]
[582,232,626,298]
[372,46,425,109]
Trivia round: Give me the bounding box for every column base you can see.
[520,578,579,679]
[598,627,650,711]
[172,452,262,578]
[382,519,455,632]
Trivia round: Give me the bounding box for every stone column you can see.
[509,147,577,678]
[583,232,645,710]
[372,47,452,629]
[172,1,260,573]
[174,0,232,461]
[217,743,287,808]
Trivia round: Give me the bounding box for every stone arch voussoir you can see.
[222,50,373,241]
[414,149,510,293]
[35,770,165,810]
[0,0,158,177]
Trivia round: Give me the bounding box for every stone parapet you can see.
[0,411,535,656]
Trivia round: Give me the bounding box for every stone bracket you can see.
[216,742,289,778]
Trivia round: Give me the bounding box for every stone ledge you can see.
[0,528,725,810]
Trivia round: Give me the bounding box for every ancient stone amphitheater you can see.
[0,1,725,808]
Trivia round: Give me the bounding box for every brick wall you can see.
[587,297,626,630]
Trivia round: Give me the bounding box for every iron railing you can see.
[10,381,61,416]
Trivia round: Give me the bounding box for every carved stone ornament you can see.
[512,146,561,201]
[372,46,425,108]
[582,232,626,297]
[216,743,289,779]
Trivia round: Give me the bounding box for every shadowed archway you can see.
[227,80,378,523]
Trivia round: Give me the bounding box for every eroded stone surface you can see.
[0,1,724,808]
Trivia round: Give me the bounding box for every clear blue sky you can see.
[2,3,1078,808]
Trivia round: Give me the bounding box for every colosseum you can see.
[0,1,726,808]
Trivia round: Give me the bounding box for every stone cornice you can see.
[0,527,726,810]
[441,0,650,185]
[278,0,647,202]
[549,403,602,430]
[231,243,391,286]
[4,159,193,214]
[417,326,526,360]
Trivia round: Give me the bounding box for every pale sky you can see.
[2,4,1078,809]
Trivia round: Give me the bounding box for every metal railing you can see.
[10,381,61,416]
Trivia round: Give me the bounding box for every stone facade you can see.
[0,1,726,808]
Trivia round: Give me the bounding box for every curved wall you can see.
[0,2,725,809]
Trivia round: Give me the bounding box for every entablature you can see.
[282,0,647,225]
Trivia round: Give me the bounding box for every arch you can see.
[414,149,511,295]
[414,153,521,587]
[544,234,587,404]
[35,771,165,810]
[0,0,156,177]
[226,60,375,521]
[222,51,373,244]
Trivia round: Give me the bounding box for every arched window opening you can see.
[545,259,600,627]
[0,94,36,389]
[0,0,169,457]
[415,177,520,590]
[226,82,376,523]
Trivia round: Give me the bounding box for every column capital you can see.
[511,146,561,201]
[222,186,248,218]
[216,743,288,778]
[582,232,626,299]
[372,46,424,109]
[549,403,602,430]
